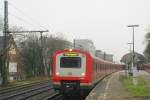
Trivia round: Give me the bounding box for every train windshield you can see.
[60,57,81,68]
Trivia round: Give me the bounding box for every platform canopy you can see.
[120,52,145,64]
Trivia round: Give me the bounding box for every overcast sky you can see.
[1,0,150,62]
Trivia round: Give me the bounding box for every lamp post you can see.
[127,42,133,75]
[127,25,139,77]
[127,43,132,53]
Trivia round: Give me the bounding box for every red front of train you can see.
[53,49,123,95]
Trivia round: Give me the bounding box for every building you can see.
[74,39,96,55]
[0,36,24,81]
[95,50,105,59]
[105,54,114,62]
[96,50,114,62]
[120,52,145,70]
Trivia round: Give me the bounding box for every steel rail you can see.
[0,80,50,94]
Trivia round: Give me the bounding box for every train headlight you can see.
[69,49,72,52]
[81,73,85,76]
[56,72,60,75]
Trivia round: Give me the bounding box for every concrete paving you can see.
[86,71,150,100]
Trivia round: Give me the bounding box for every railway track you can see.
[0,75,111,100]
[0,80,58,100]
[43,92,64,100]
[0,80,50,94]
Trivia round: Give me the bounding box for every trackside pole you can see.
[132,66,138,85]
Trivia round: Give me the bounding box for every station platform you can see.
[86,71,150,100]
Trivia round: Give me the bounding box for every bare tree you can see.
[18,32,72,78]
[0,24,24,85]
[45,34,72,76]
[0,16,9,85]
[0,16,3,32]
[19,34,45,77]
[144,32,150,59]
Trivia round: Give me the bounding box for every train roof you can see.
[54,49,123,65]
[55,49,108,61]
[54,49,91,55]
[54,49,122,66]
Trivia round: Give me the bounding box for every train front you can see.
[53,49,91,95]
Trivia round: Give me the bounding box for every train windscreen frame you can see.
[60,57,81,68]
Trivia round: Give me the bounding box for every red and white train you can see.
[52,49,123,95]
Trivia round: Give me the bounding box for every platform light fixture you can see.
[127,24,139,76]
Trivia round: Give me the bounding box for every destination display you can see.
[63,52,79,56]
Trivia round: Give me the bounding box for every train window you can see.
[60,57,81,68]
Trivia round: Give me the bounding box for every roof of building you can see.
[75,39,94,45]
[0,35,15,52]
[120,52,145,63]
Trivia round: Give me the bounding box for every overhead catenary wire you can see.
[8,12,41,30]
[0,1,4,16]
[7,1,48,31]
